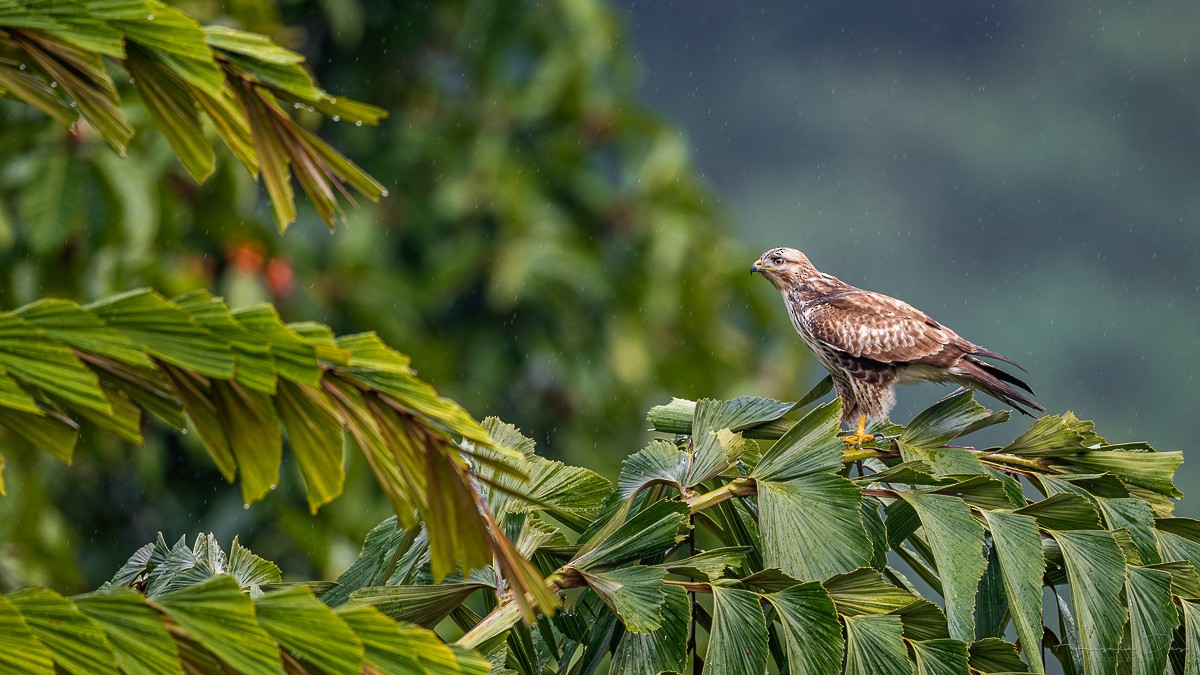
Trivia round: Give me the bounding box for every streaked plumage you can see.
[751,247,1043,426]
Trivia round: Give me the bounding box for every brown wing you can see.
[803,290,972,367]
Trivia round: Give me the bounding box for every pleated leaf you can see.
[573,500,689,569]
[757,472,871,581]
[899,390,991,448]
[980,510,1045,673]
[1123,566,1176,675]
[610,583,689,675]
[706,587,769,675]
[911,639,970,675]
[337,605,465,674]
[347,583,490,629]
[0,593,54,674]
[73,589,181,675]
[1051,529,1128,675]
[7,587,119,675]
[844,614,913,675]
[752,399,843,482]
[154,575,280,675]
[254,586,363,675]
[900,492,987,643]
[822,568,920,616]
[579,565,668,633]
[763,582,843,675]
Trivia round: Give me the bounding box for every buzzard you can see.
[751,247,1042,445]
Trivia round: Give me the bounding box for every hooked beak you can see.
[750,259,764,274]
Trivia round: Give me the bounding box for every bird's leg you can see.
[841,414,875,446]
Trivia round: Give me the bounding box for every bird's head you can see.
[750,247,816,289]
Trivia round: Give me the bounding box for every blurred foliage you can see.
[0,0,805,591]
[0,0,386,230]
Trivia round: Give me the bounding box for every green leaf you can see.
[1052,448,1183,498]
[686,426,744,486]
[897,440,985,477]
[579,565,668,633]
[658,546,750,580]
[115,0,224,94]
[73,589,181,675]
[18,32,134,152]
[610,583,688,675]
[87,289,235,378]
[0,65,77,128]
[899,390,990,448]
[255,586,363,675]
[173,290,274,394]
[752,399,843,482]
[573,500,689,569]
[967,637,1028,673]
[14,299,152,367]
[0,313,109,412]
[0,593,54,674]
[618,439,689,499]
[159,364,235,479]
[347,583,489,629]
[213,380,282,504]
[706,586,769,675]
[911,639,970,675]
[338,604,463,674]
[1015,492,1102,531]
[0,366,38,413]
[979,510,1045,673]
[155,575,281,675]
[126,46,215,182]
[1123,566,1176,675]
[899,493,987,643]
[202,26,305,64]
[763,582,843,675]
[1050,530,1127,675]
[890,599,950,641]
[227,536,282,595]
[862,497,890,570]
[844,614,913,675]
[1000,412,1104,457]
[505,454,610,526]
[693,395,796,432]
[7,587,118,675]
[1097,498,1160,565]
[757,473,871,581]
[1181,601,1200,675]
[233,304,320,385]
[822,568,919,616]
[276,380,345,514]
[0,403,78,461]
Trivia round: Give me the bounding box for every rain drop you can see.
[293,102,302,109]
[18,63,25,70]
[243,503,251,510]
[355,121,363,127]
[332,115,340,122]
[380,189,389,197]
[50,81,57,88]
[180,428,189,435]
[268,483,277,491]
[146,13,154,20]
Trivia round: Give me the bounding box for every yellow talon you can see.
[841,414,875,446]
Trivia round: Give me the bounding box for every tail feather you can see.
[972,346,1029,373]
[956,355,1045,417]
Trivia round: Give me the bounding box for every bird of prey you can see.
[751,247,1043,445]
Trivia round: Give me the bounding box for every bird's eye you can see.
[772,256,784,266]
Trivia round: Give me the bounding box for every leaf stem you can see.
[685,477,756,512]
